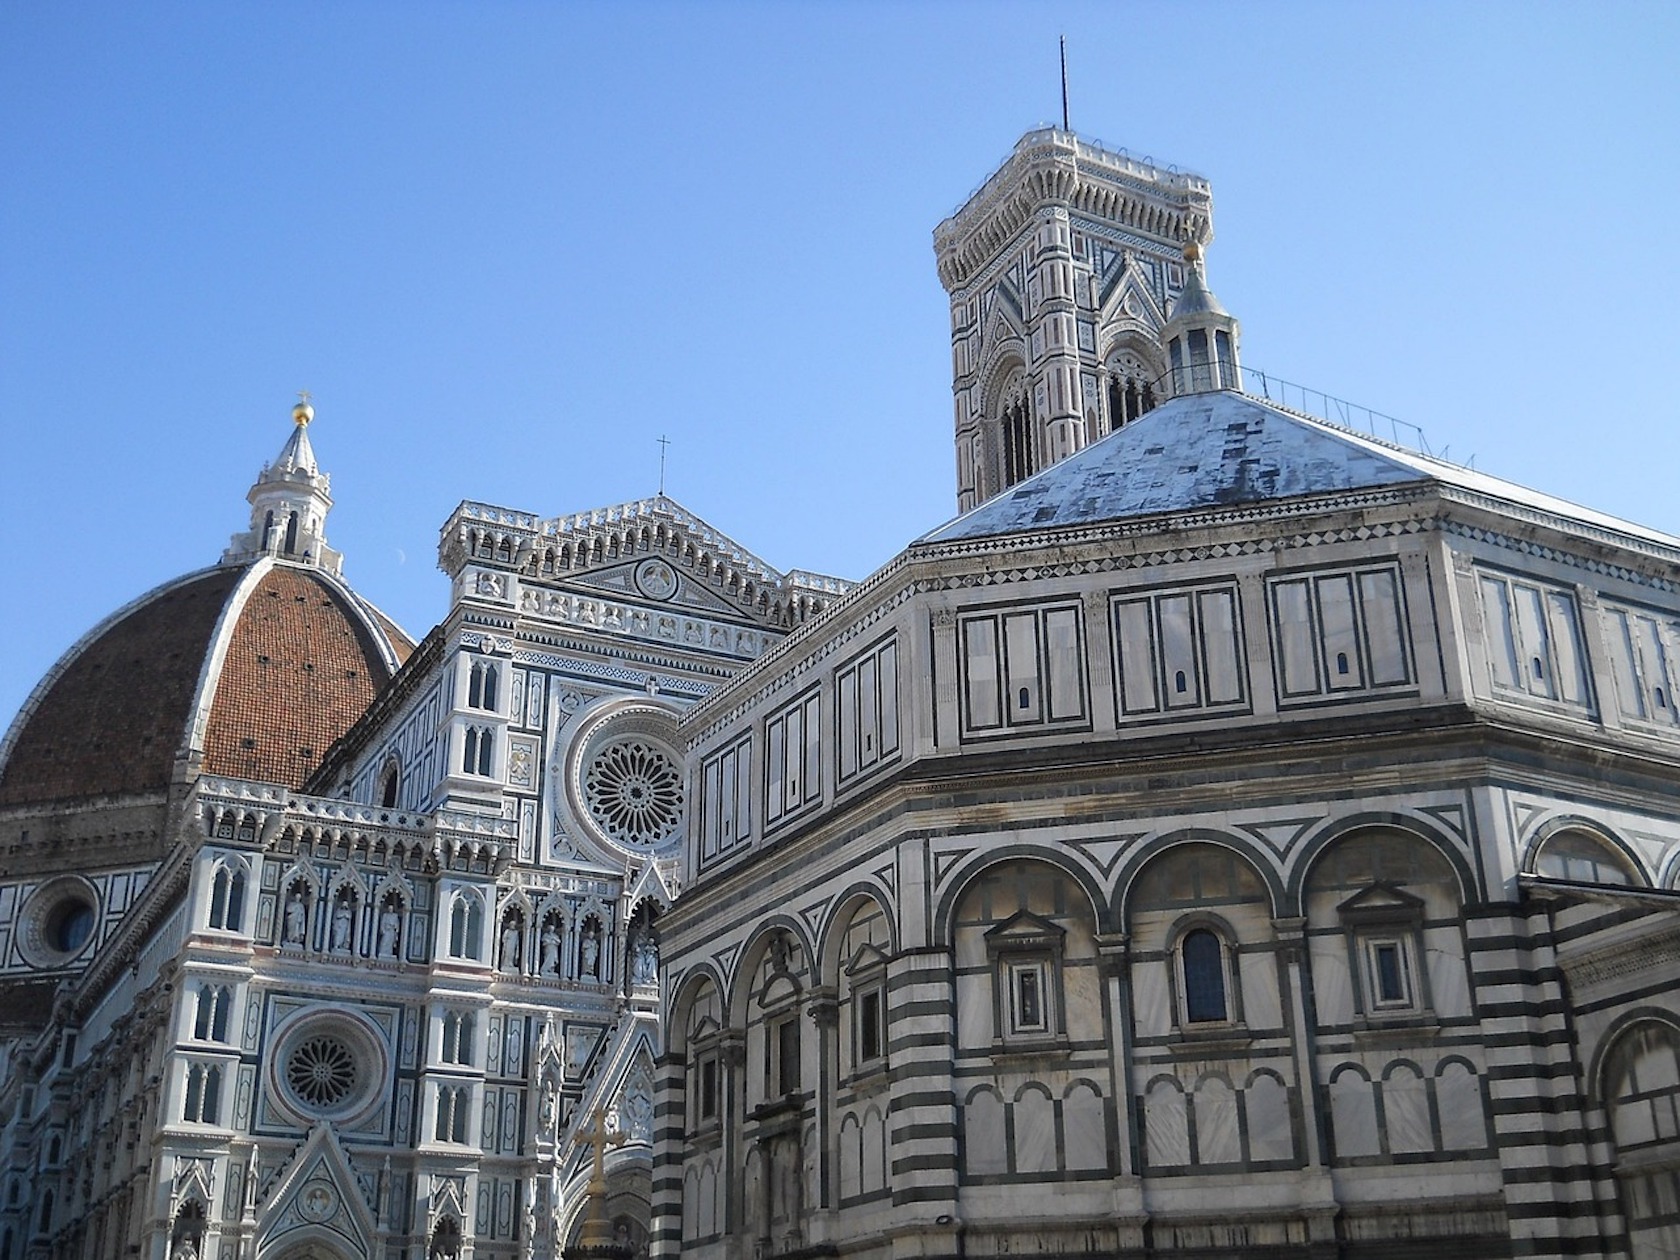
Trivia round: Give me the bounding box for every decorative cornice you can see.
[934,129,1211,291]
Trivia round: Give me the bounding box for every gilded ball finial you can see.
[293,390,314,427]
[1183,240,1203,264]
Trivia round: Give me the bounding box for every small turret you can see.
[1161,241,1242,395]
[223,395,344,575]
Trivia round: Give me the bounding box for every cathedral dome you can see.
[0,559,413,808]
[0,404,415,808]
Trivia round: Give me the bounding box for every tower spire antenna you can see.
[657,434,671,496]
[1059,35,1070,132]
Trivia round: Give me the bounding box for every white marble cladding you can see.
[681,495,1680,890]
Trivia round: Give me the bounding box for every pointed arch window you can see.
[194,985,232,1043]
[462,726,493,776]
[436,1085,469,1143]
[448,894,484,961]
[183,1064,222,1124]
[208,863,246,931]
[283,511,299,554]
[1107,371,1157,431]
[1000,393,1037,488]
[442,1010,475,1065]
[467,659,499,712]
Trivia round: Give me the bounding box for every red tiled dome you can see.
[0,561,414,807]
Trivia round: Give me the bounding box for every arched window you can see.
[1534,829,1638,886]
[183,1064,221,1124]
[1180,929,1229,1023]
[380,763,400,808]
[430,1218,463,1259]
[436,1085,469,1143]
[462,727,492,776]
[262,510,275,549]
[449,895,483,960]
[283,511,299,554]
[1107,370,1157,431]
[208,864,245,931]
[194,985,231,1042]
[999,392,1036,488]
[1606,1021,1680,1254]
[468,659,499,711]
[442,1011,475,1065]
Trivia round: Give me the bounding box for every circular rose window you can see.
[286,1035,358,1108]
[267,1012,385,1126]
[584,737,682,848]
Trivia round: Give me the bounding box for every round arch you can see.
[1112,829,1284,927]
[725,916,815,1029]
[932,844,1109,943]
[1285,812,1478,914]
[1524,815,1648,887]
[816,883,899,984]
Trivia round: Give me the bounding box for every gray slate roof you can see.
[920,390,1676,549]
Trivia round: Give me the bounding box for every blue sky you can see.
[3,2,1677,729]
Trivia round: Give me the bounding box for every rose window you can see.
[286,1035,358,1109]
[584,738,682,847]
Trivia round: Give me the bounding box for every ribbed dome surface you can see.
[0,570,243,805]
[0,561,414,808]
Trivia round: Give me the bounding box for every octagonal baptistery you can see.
[658,386,1680,1260]
[0,402,413,1015]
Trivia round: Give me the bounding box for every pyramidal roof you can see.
[920,390,1678,551]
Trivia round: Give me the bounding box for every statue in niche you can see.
[540,1080,558,1131]
[580,923,601,978]
[475,572,504,598]
[631,933,658,986]
[283,889,307,944]
[378,905,400,958]
[170,1238,198,1260]
[331,897,353,951]
[500,919,522,971]
[539,919,561,976]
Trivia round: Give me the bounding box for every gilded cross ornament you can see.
[576,1104,628,1247]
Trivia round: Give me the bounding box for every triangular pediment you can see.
[845,942,890,976]
[984,909,1065,951]
[255,1123,376,1258]
[522,496,851,631]
[1337,882,1425,923]
[1099,264,1167,333]
[561,557,750,620]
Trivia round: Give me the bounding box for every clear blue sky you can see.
[3,2,1677,729]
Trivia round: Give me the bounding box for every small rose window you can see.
[584,738,682,848]
[286,1035,358,1109]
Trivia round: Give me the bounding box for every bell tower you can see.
[934,129,1215,511]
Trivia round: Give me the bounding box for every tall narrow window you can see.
[442,1011,475,1065]
[857,989,884,1065]
[183,1065,222,1124]
[462,727,492,776]
[283,511,299,554]
[1180,929,1228,1023]
[449,895,483,960]
[209,864,245,931]
[1000,394,1037,488]
[698,1055,719,1121]
[774,1017,801,1096]
[467,659,500,711]
[194,985,231,1042]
